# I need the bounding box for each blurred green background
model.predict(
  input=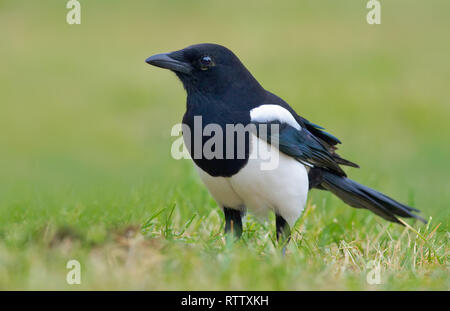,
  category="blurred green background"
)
[0,0,448,290]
